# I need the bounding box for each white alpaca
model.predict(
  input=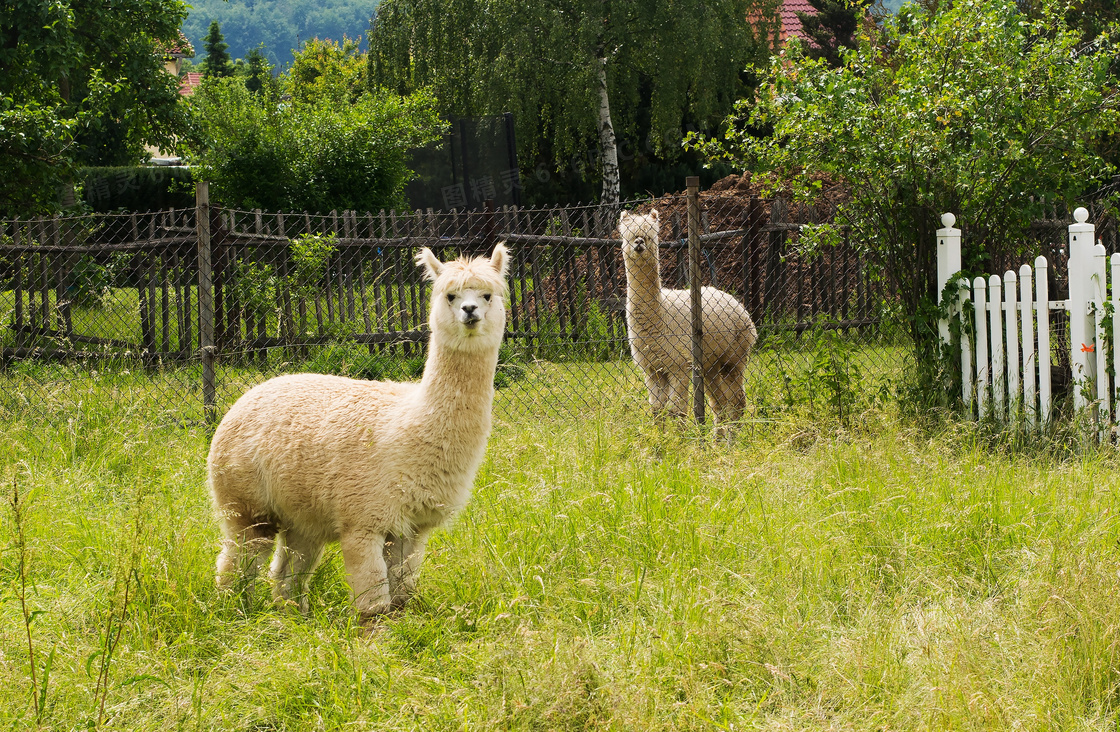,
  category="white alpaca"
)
[619,209,758,429]
[207,244,510,620]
